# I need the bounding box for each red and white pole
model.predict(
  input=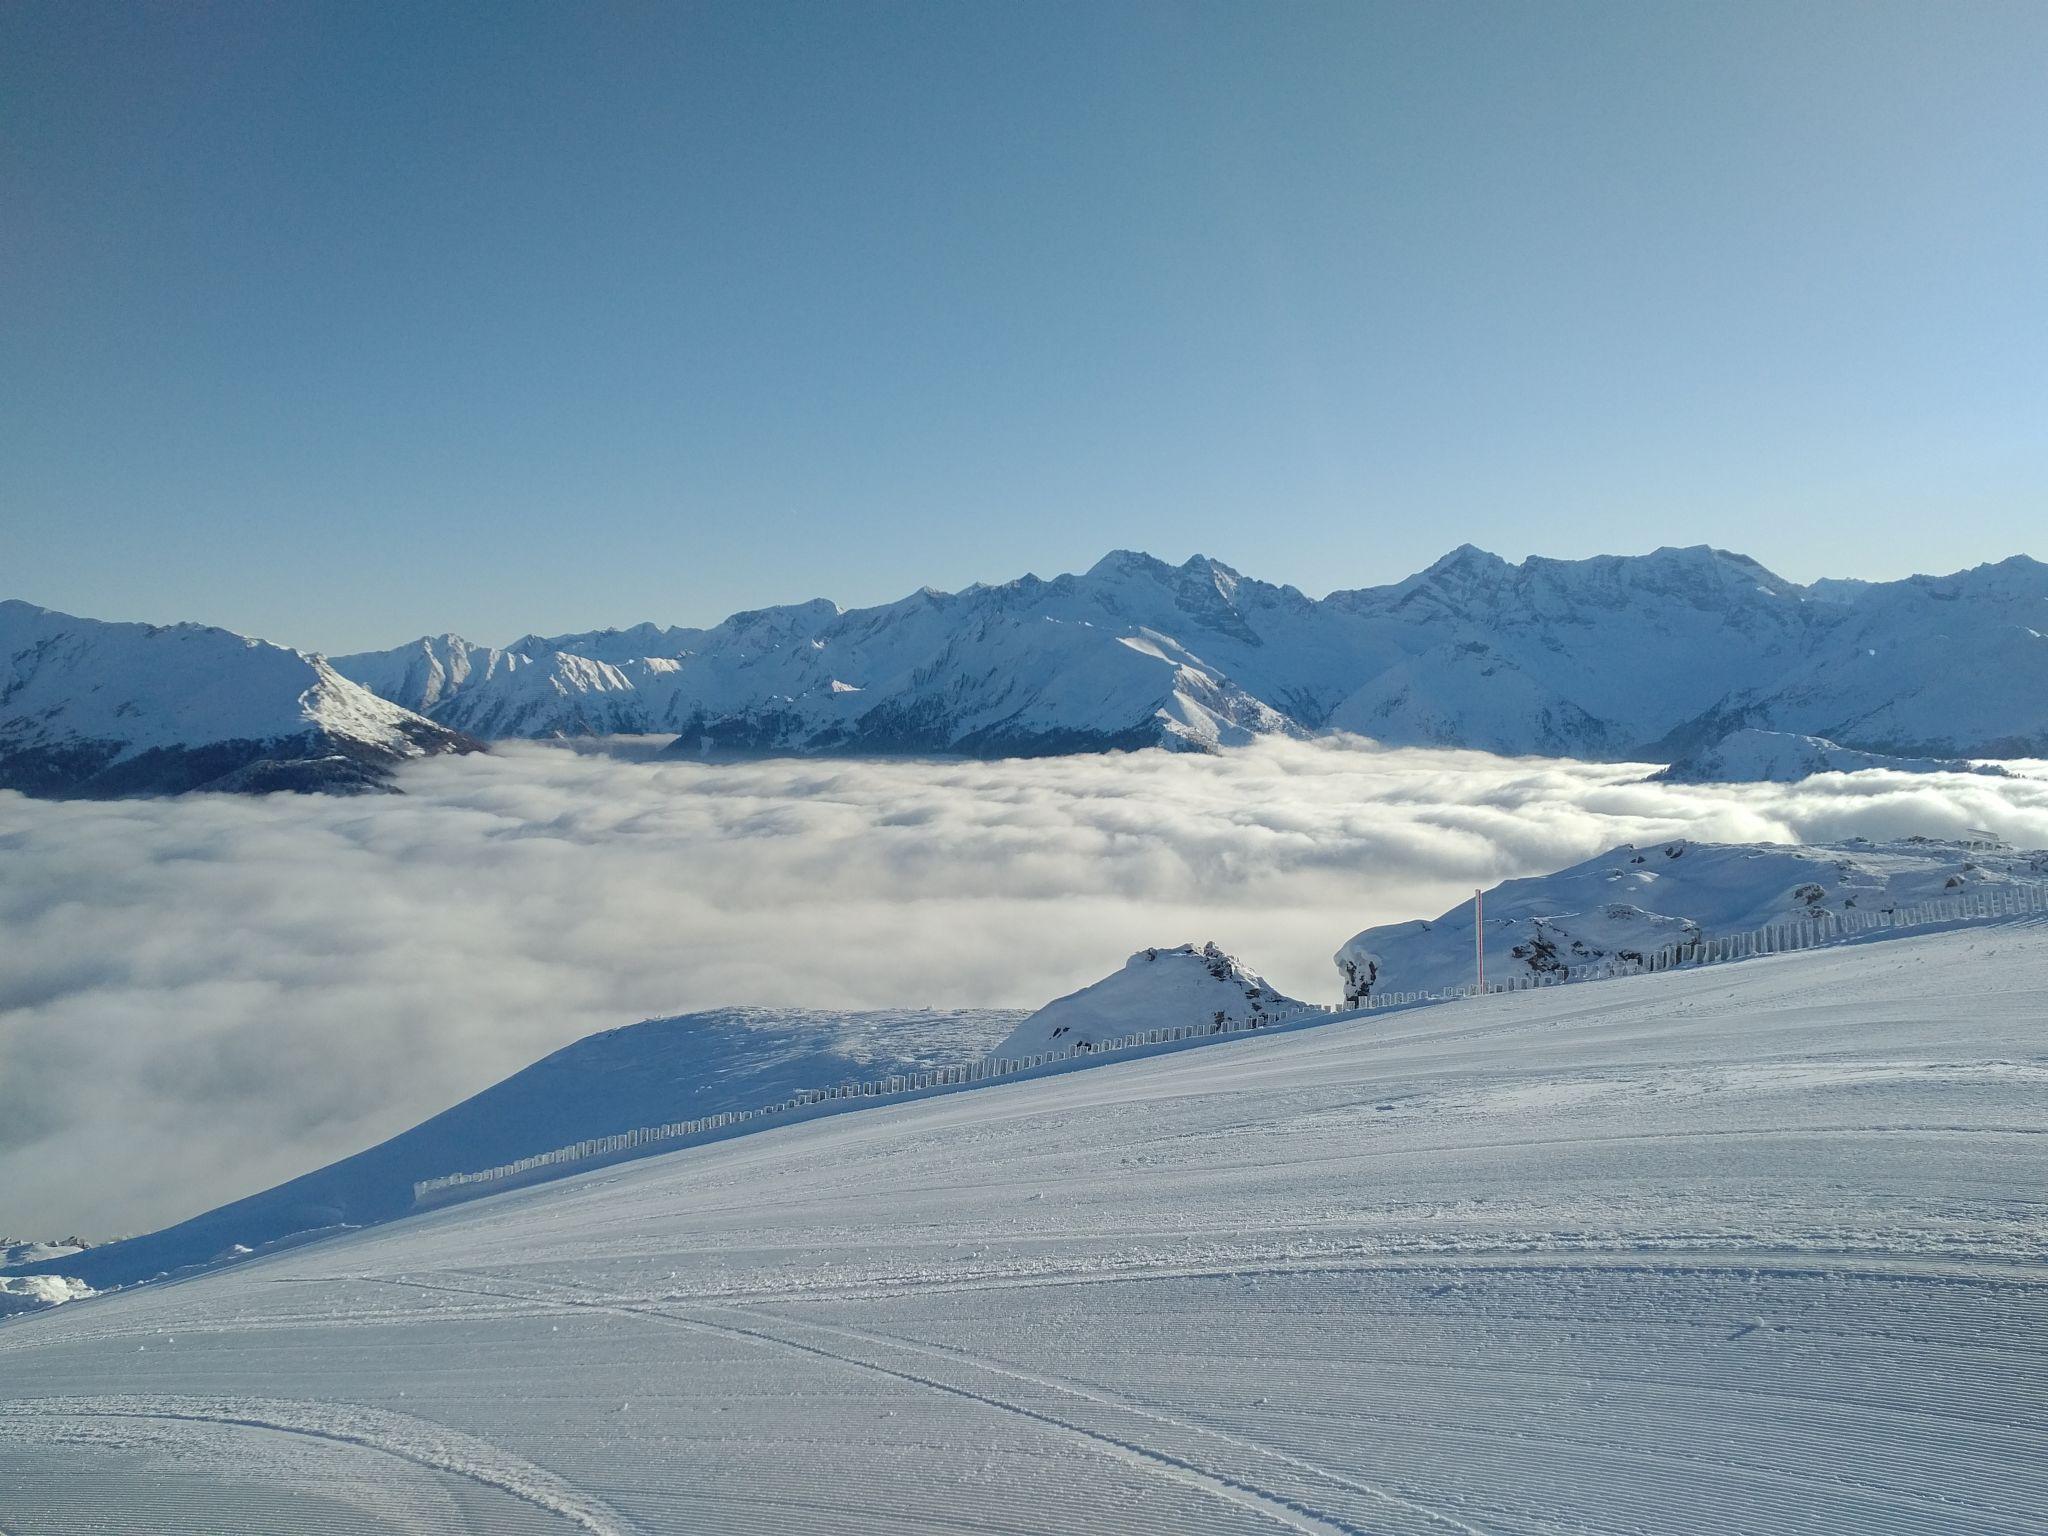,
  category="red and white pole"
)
[1474,887,1485,993]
